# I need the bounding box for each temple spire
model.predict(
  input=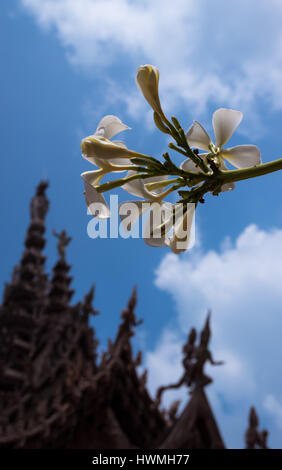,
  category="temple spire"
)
[2,180,49,310]
[115,286,143,345]
[104,286,144,368]
[245,407,269,449]
[0,181,49,392]
[47,229,74,314]
[156,312,223,406]
[100,287,145,370]
[159,313,225,449]
[80,285,99,366]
